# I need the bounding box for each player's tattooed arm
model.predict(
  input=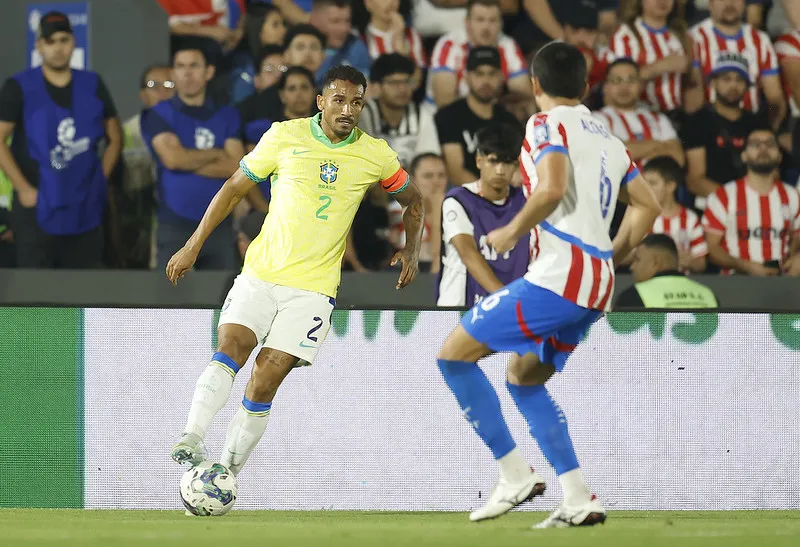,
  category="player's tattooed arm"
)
[166,168,255,285]
[390,180,425,289]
